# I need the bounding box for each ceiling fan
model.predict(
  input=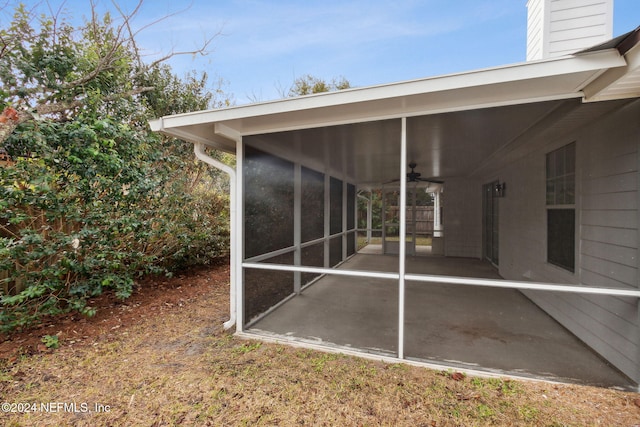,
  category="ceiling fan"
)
[385,162,444,184]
